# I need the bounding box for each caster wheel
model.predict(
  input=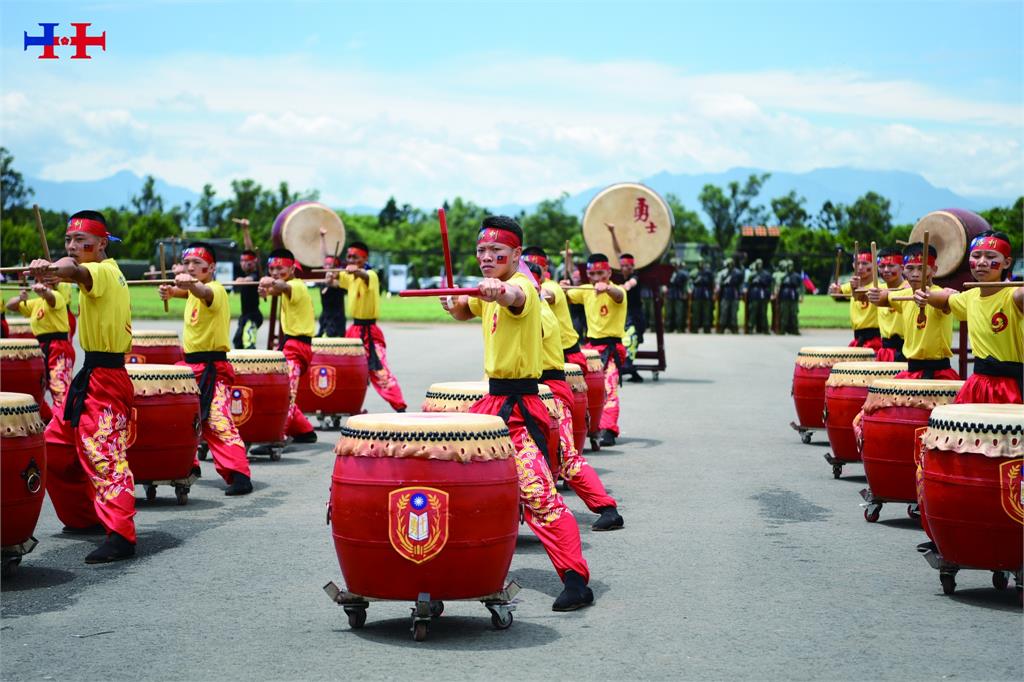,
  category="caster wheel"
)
[197,444,209,461]
[864,506,880,523]
[832,464,843,479]
[992,571,1009,591]
[175,488,189,506]
[269,449,282,462]
[1,556,21,579]
[800,431,813,444]
[429,600,444,618]
[907,504,920,520]
[940,573,956,595]
[344,607,367,629]
[145,484,158,502]
[412,621,428,642]
[489,609,513,630]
